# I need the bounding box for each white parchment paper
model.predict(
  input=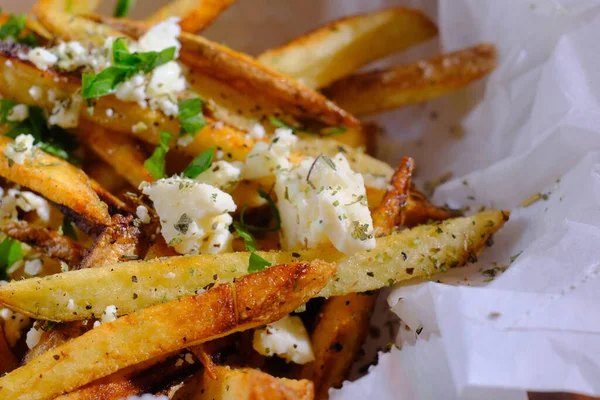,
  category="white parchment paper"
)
[6,0,600,398]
